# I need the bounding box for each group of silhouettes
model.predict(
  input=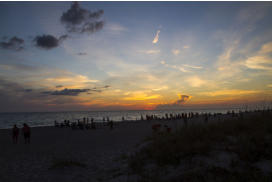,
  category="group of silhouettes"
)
[12,123,31,144]
[54,117,114,130]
